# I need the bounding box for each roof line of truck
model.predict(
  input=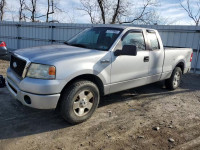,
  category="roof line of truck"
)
[92,25,156,31]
